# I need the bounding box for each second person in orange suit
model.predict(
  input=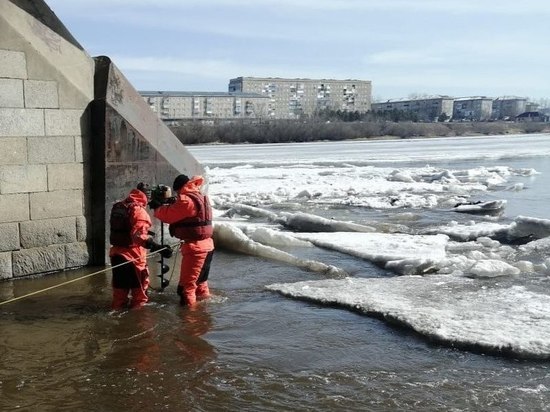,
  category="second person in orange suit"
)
[151,174,215,306]
[109,185,172,310]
